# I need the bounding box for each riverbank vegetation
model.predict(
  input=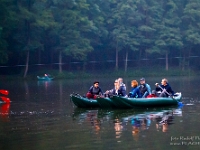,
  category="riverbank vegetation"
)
[0,67,197,81]
[1,0,200,77]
